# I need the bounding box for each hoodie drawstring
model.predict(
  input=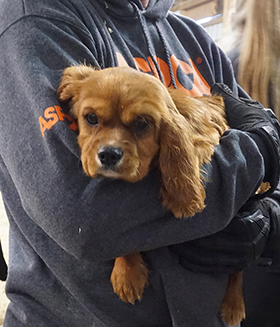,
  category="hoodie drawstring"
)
[155,20,177,89]
[131,2,177,88]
